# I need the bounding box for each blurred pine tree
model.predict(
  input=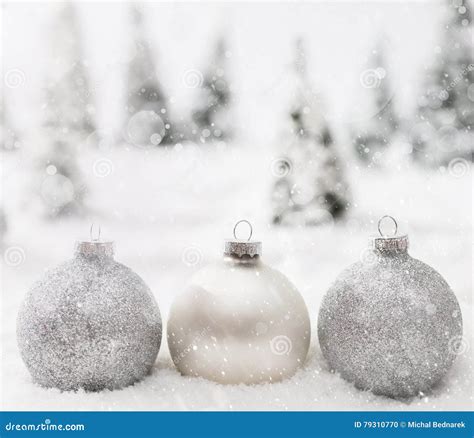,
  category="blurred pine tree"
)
[190,36,233,144]
[124,5,176,146]
[35,3,94,218]
[1,102,20,152]
[411,0,473,165]
[271,38,350,226]
[353,39,399,167]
